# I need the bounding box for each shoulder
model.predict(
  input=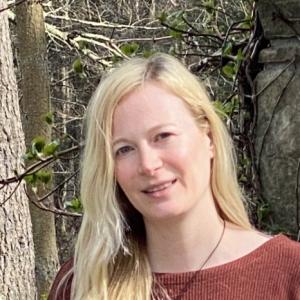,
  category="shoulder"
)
[269,235,300,264]
[48,258,74,300]
[213,226,300,270]
[244,233,300,265]
[246,234,300,281]
[268,235,300,297]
